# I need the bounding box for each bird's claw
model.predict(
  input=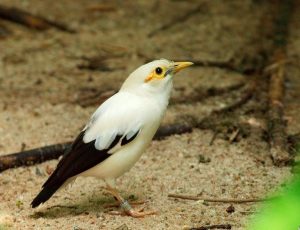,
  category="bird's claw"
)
[106,200,156,218]
[125,209,157,218]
